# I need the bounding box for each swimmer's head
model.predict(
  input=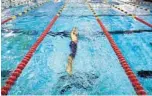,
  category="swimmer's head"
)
[72,27,78,36]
